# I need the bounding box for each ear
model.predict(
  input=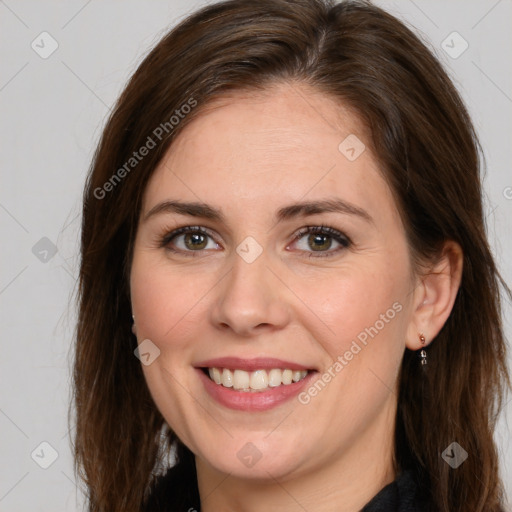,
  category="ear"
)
[405,240,463,350]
